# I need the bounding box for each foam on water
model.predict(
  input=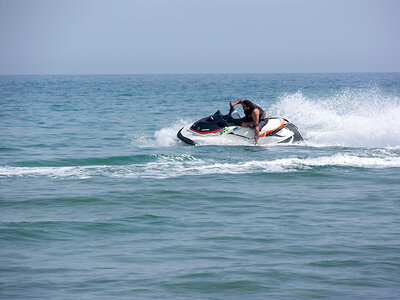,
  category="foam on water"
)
[125,119,189,148]
[270,89,400,148]
[153,119,189,147]
[2,150,399,179]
